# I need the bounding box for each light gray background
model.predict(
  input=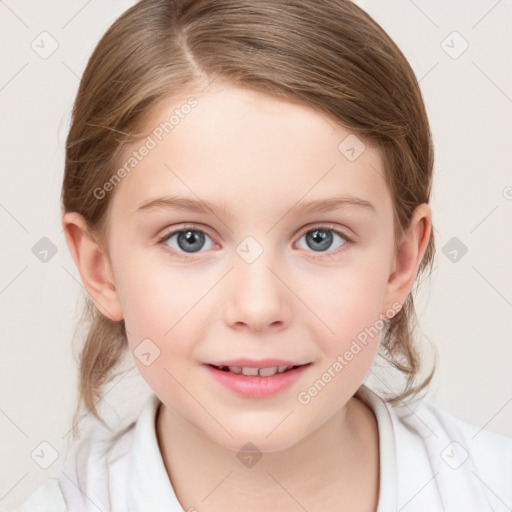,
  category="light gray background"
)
[1,0,511,509]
